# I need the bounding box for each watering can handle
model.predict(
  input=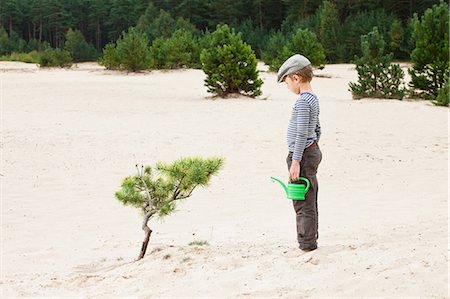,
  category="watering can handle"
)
[300,177,310,193]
